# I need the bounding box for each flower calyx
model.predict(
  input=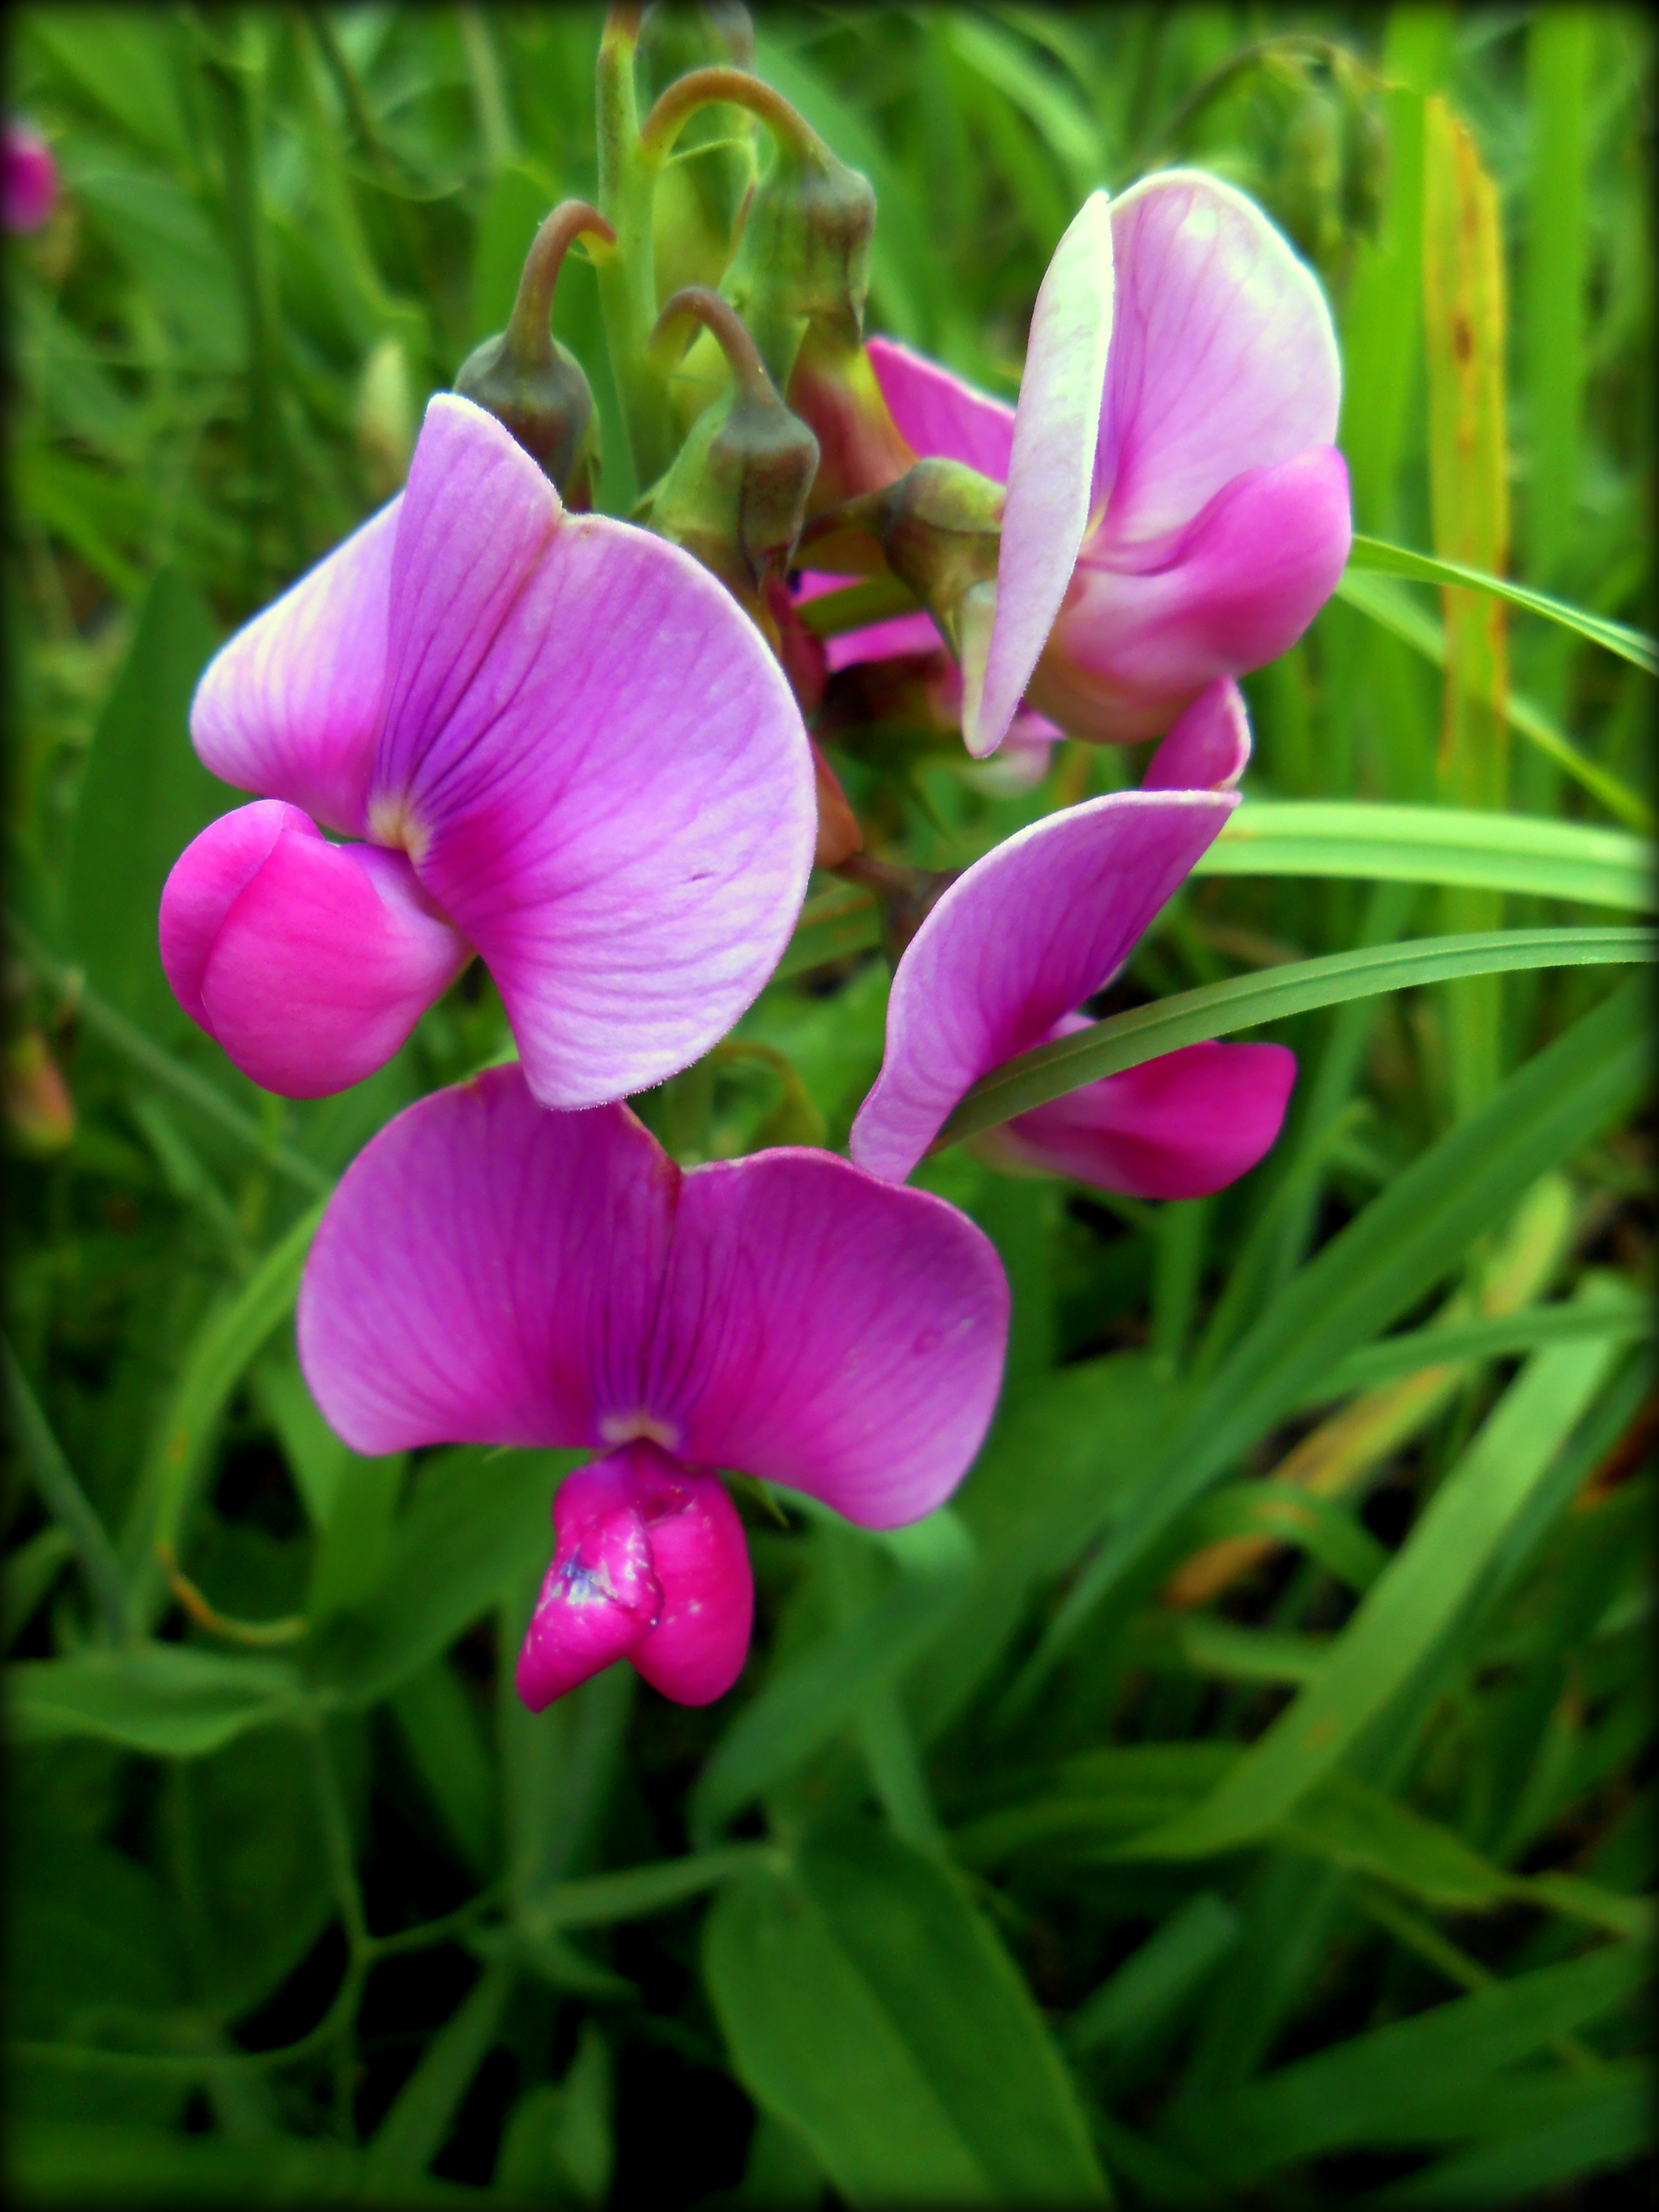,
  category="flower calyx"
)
[453,199,615,505]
